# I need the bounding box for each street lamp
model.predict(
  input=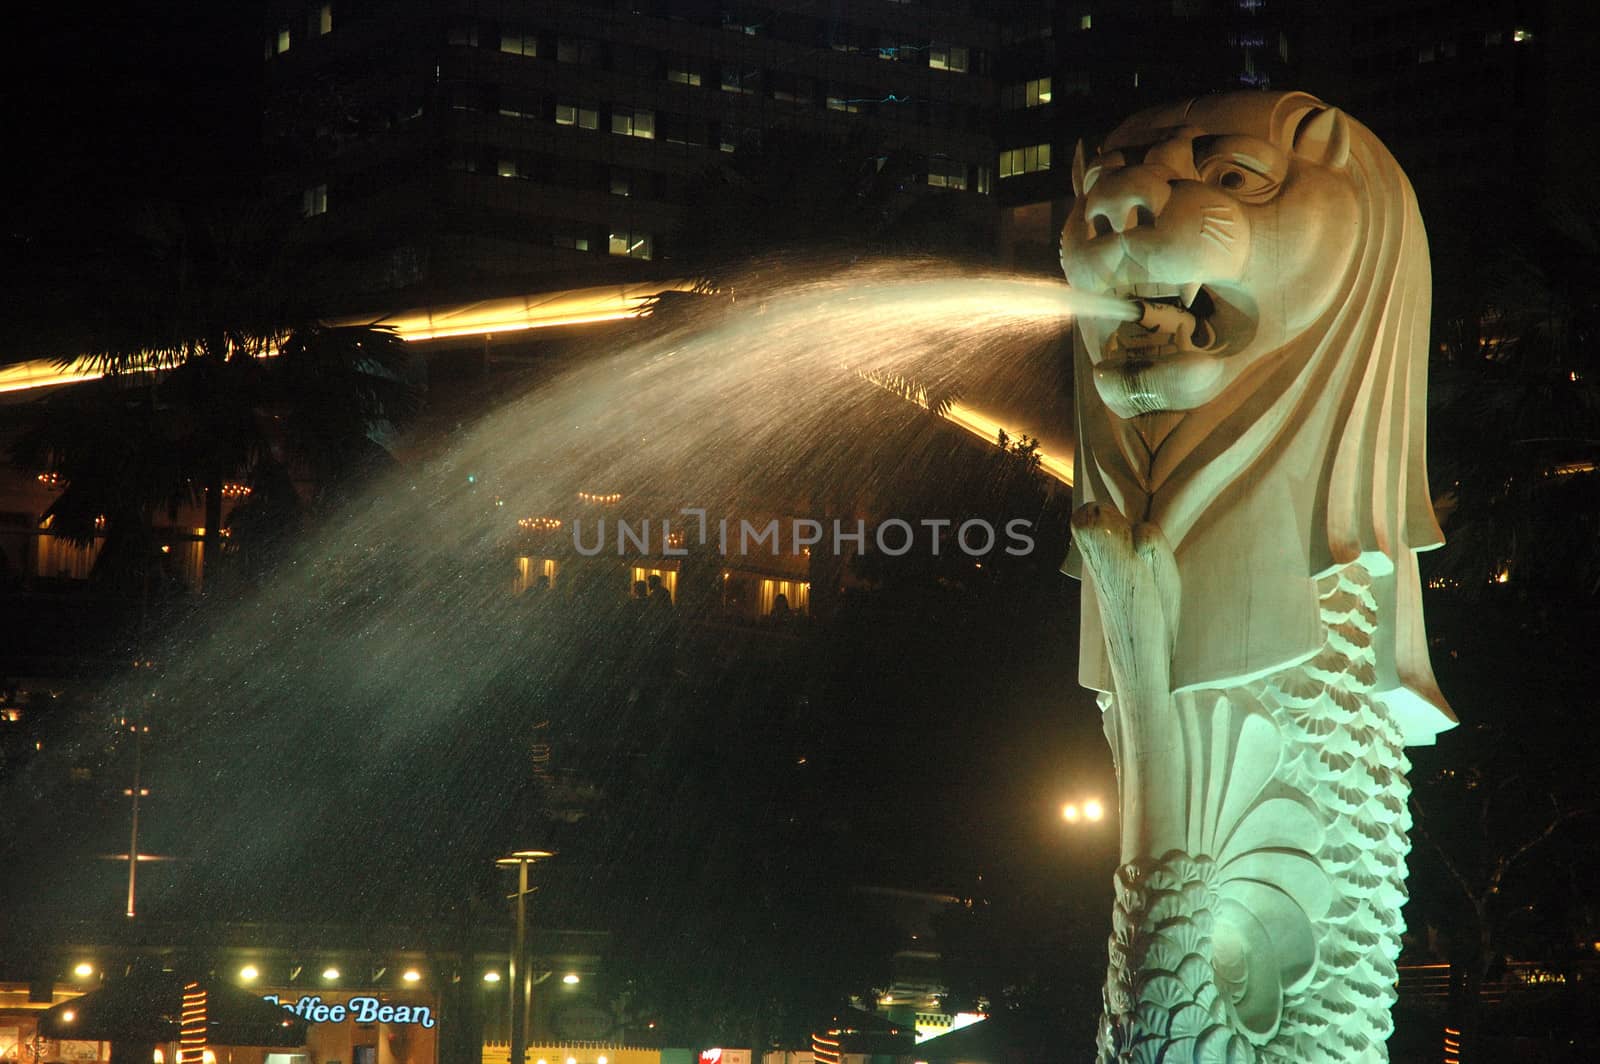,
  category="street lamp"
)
[496,849,555,1064]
